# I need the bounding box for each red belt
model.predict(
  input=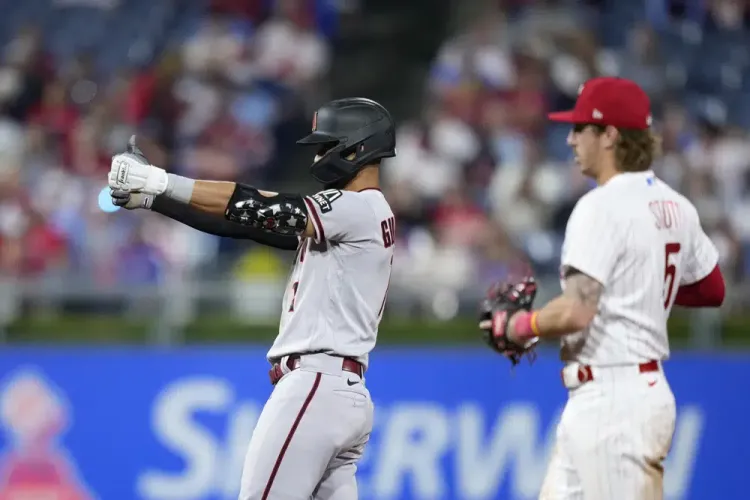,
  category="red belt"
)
[269,355,364,385]
[563,359,660,385]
